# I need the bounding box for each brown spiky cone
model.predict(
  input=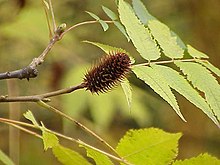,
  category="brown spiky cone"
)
[83,52,131,94]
